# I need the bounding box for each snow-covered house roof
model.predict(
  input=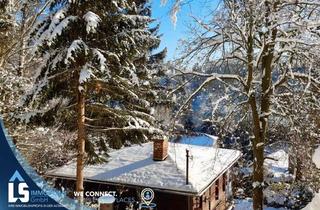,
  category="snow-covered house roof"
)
[47,142,241,196]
